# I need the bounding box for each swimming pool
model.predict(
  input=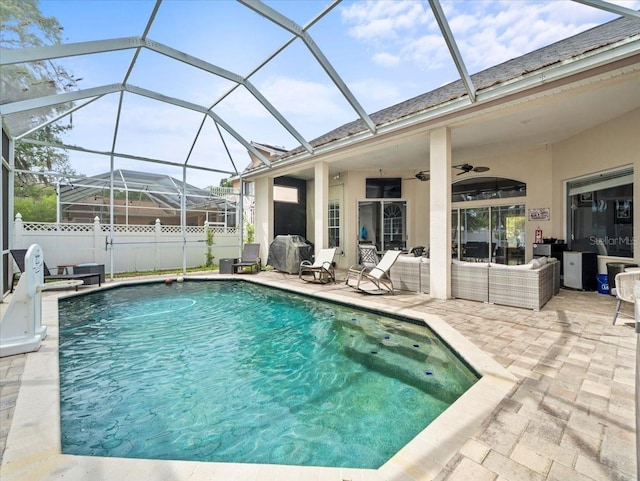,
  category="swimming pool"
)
[58,280,478,469]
